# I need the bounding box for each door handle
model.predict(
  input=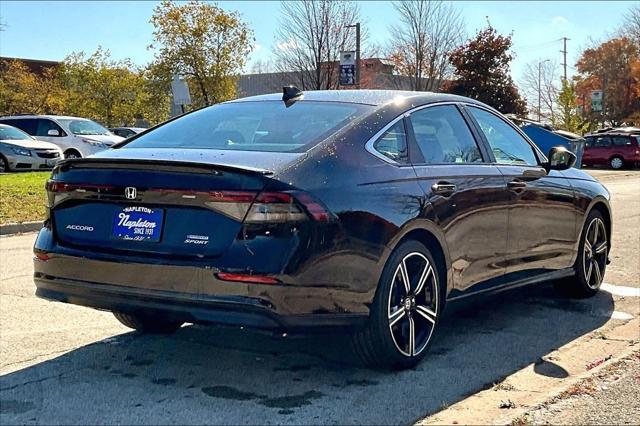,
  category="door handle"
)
[432,182,457,194]
[507,179,527,189]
